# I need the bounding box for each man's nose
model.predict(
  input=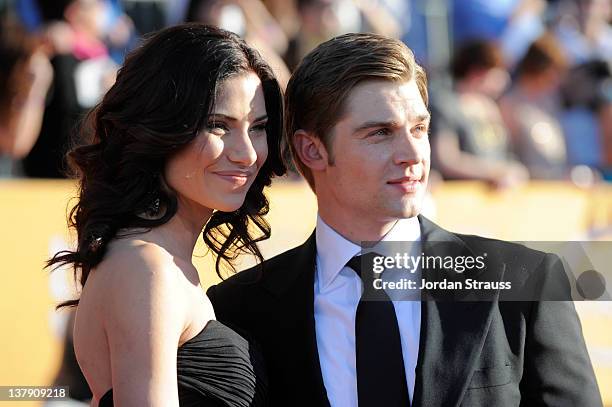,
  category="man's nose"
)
[392,128,427,166]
